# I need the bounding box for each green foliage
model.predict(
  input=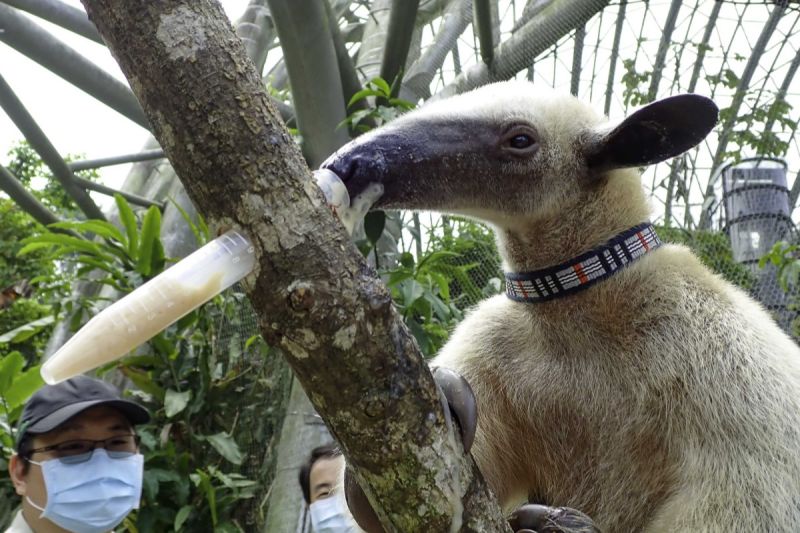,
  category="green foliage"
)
[383,249,467,356]
[0,142,91,368]
[656,225,756,290]
[718,94,797,162]
[703,65,797,161]
[1,195,289,532]
[379,217,502,357]
[0,199,51,283]
[760,241,800,337]
[426,217,503,302]
[0,351,44,529]
[760,241,799,292]
[0,300,54,362]
[0,351,44,444]
[706,68,740,90]
[4,141,100,215]
[341,77,415,133]
[620,58,652,108]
